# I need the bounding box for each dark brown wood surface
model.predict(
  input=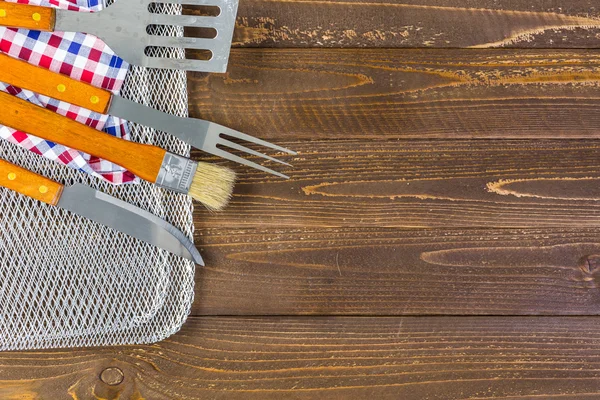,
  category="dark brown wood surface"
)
[193,140,600,228]
[189,49,600,139]
[192,227,600,315]
[5,1,600,399]
[4,317,600,399]
[231,0,600,48]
